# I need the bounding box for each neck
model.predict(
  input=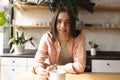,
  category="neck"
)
[58,35,70,41]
